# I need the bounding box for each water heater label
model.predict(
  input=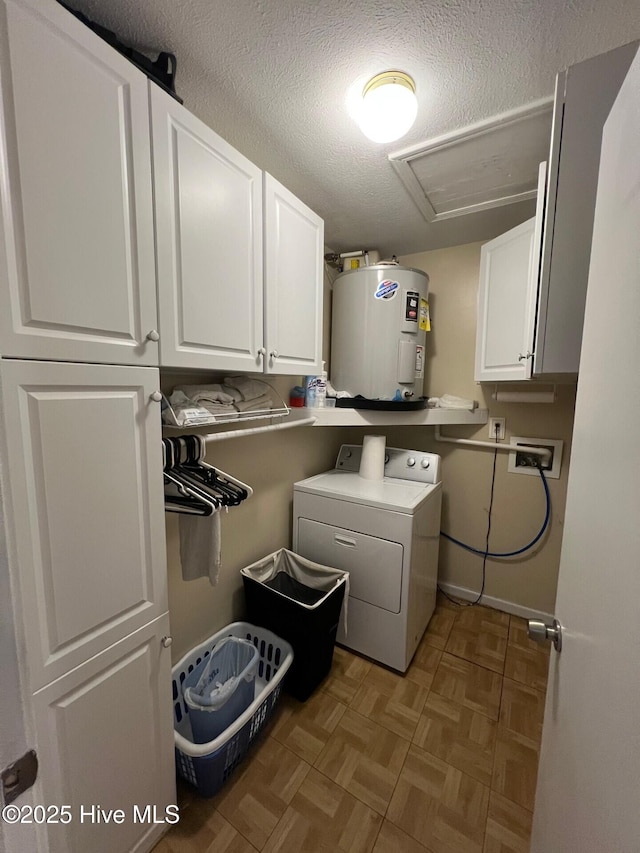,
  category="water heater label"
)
[374,280,399,300]
[420,299,431,331]
[415,344,424,377]
[404,290,419,322]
